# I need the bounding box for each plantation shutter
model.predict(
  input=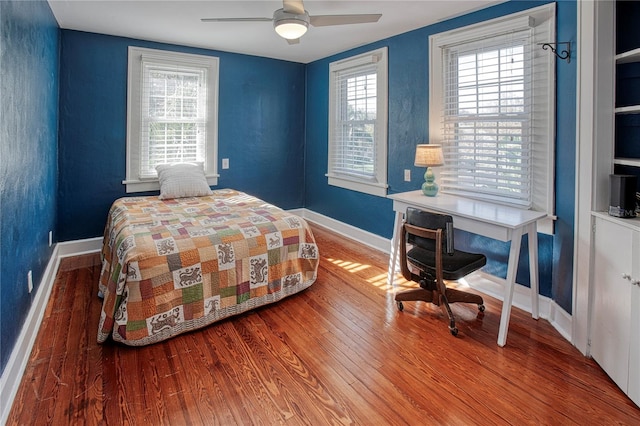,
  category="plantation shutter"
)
[139,58,208,178]
[330,58,378,181]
